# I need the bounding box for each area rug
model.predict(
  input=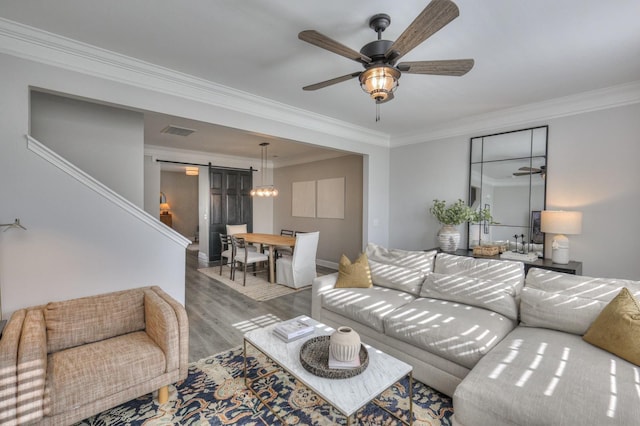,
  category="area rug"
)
[77,346,453,425]
[198,265,308,301]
